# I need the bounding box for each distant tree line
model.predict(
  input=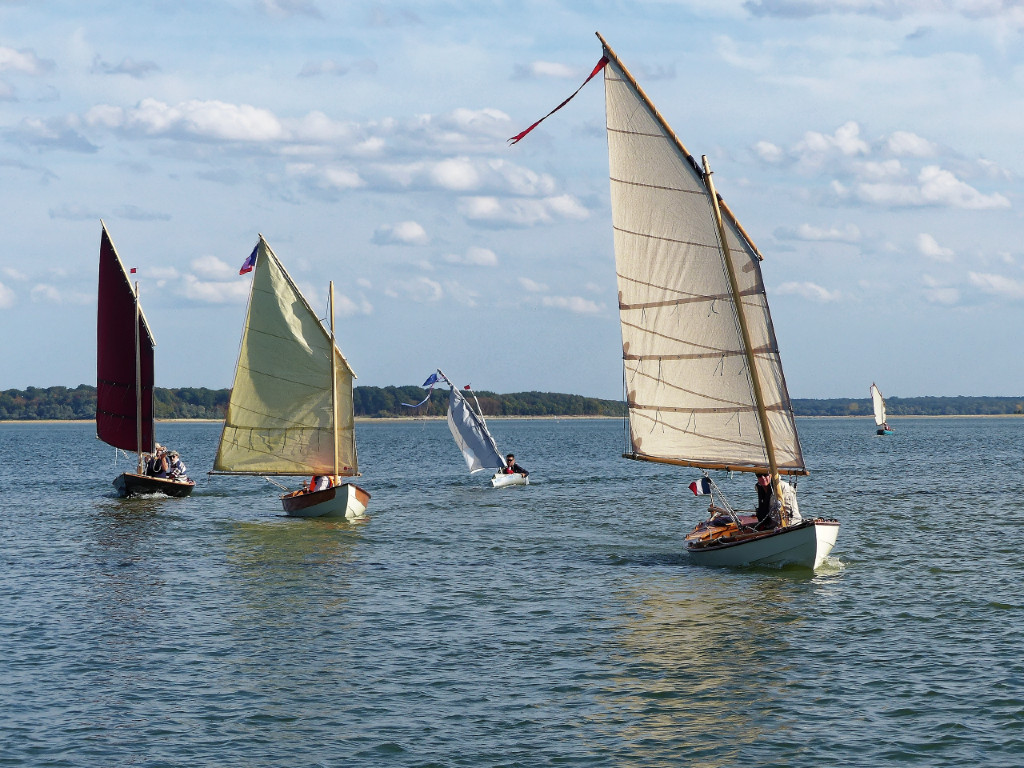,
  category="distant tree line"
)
[0,385,627,420]
[3,386,1023,421]
[791,396,1024,416]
